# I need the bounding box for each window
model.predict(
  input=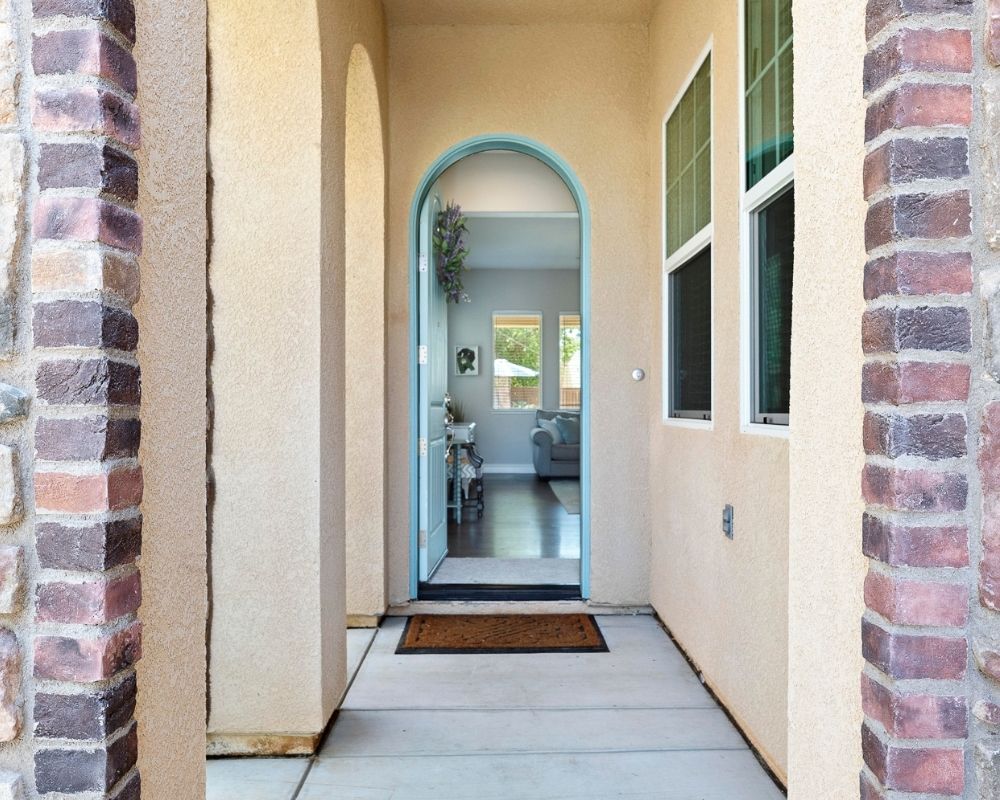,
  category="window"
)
[665,54,712,259]
[493,313,541,410]
[745,0,793,190]
[559,314,582,410]
[744,0,794,428]
[663,47,713,424]
[669,248,712,420]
